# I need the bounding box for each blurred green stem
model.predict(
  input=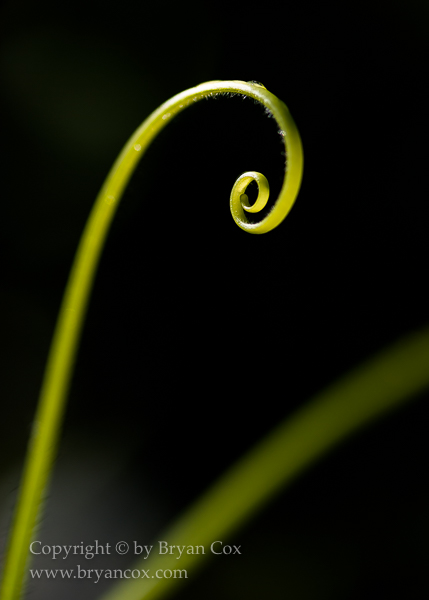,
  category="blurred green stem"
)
[98,326,429,600]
